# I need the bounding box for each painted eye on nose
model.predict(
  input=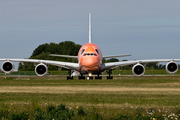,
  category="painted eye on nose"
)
[81,49,85,54]
[95,49,99,54]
